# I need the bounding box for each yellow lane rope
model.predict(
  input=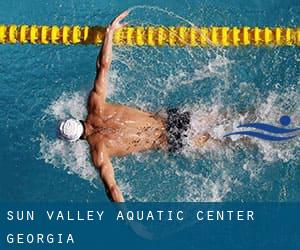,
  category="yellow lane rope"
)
[0,25,299,46]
